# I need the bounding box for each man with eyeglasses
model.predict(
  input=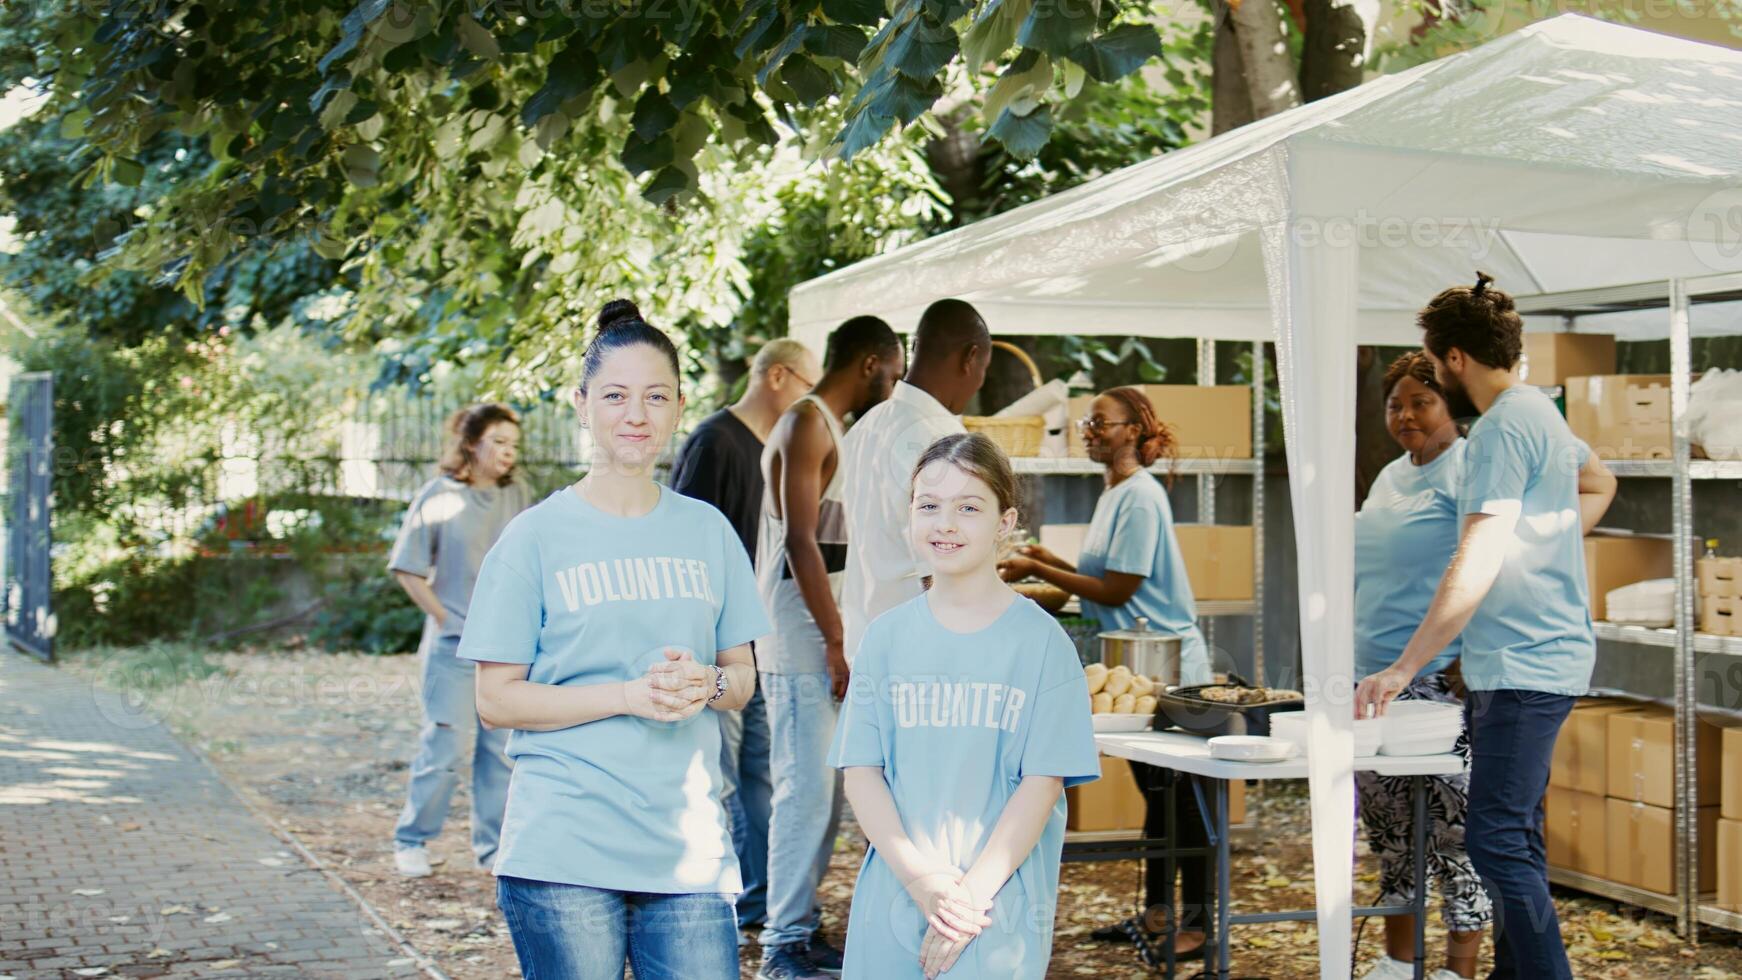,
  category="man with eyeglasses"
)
[671,337,821,945]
